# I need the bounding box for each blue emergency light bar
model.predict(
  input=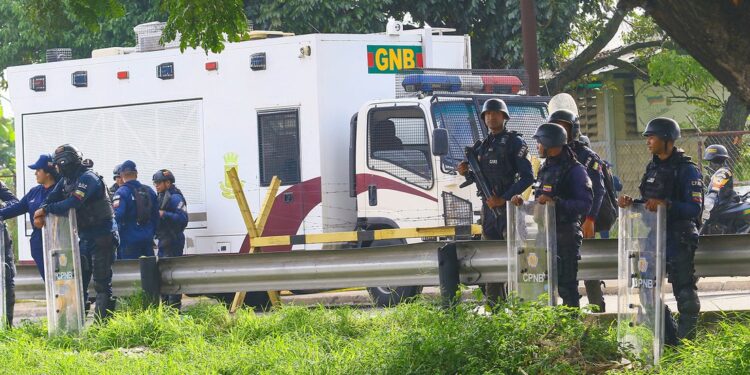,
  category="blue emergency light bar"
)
[401,74,522,94]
